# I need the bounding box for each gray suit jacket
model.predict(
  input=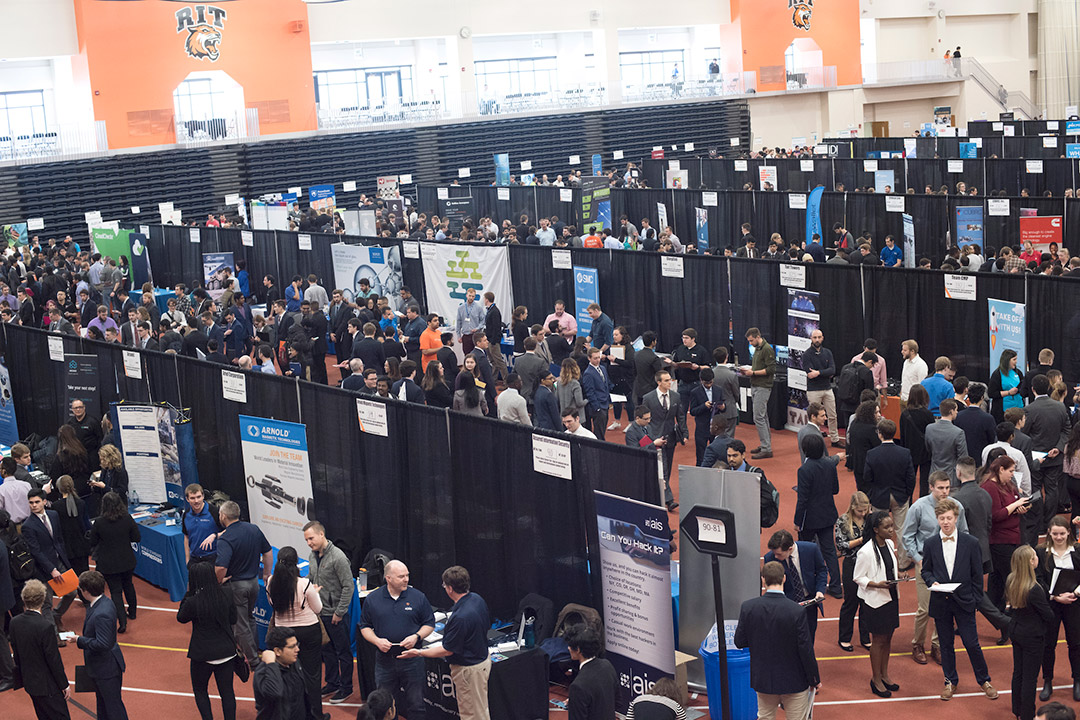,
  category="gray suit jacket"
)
[513,352,548,401]
[924,418,968,486]
[713,365,741,421]
[950,480,994,568]
[1025,396,1071,467]
[796,423,841,465]
[641,388,687,442]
